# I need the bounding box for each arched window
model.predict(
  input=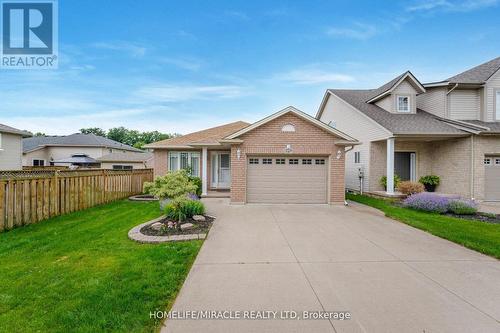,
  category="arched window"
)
[281,124,295,132]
